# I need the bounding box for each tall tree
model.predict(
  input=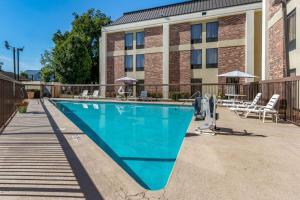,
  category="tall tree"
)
[71,9,111,83]
[40,50,55,82]
[53,33,92,83]
[40,9,111,84]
